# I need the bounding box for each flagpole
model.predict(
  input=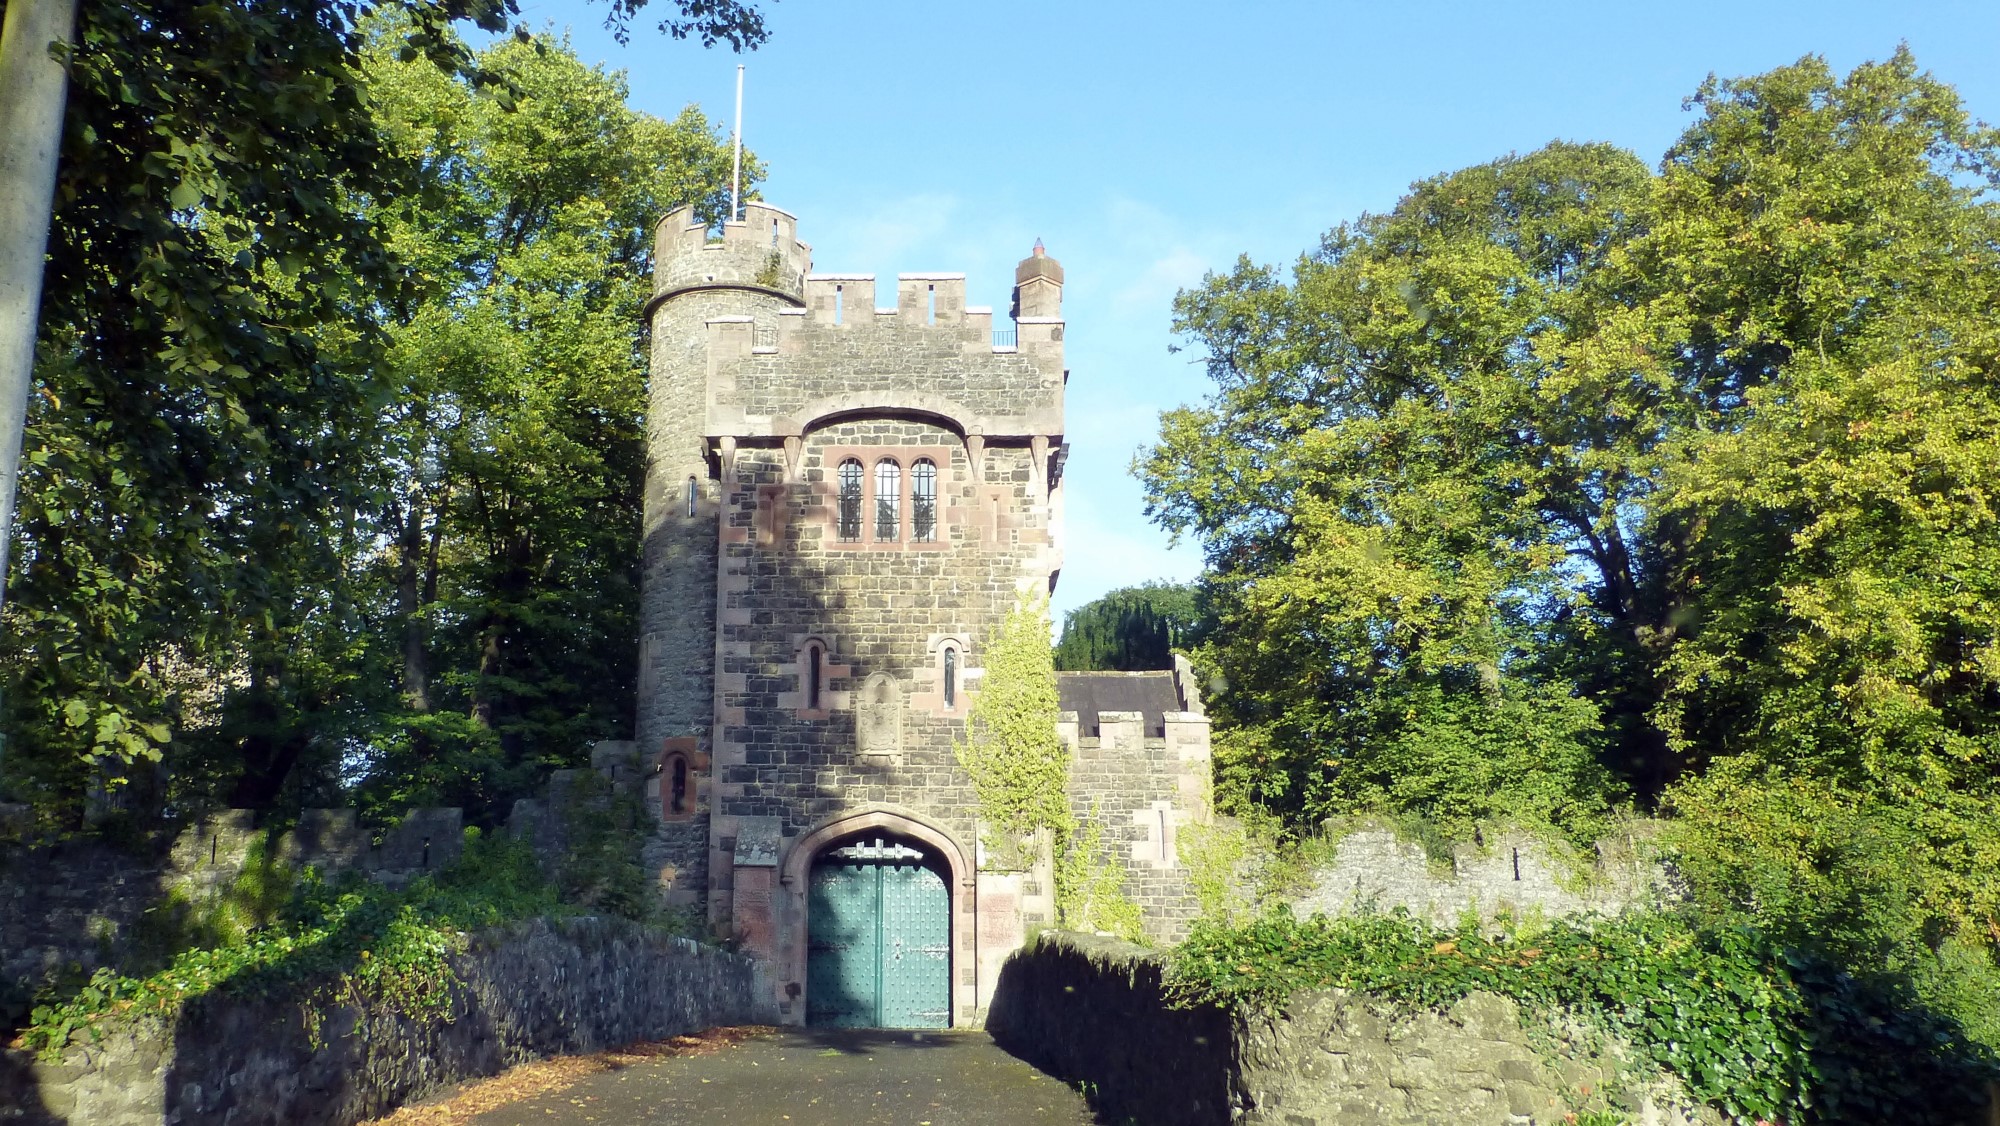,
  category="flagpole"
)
[729,64,744,222]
